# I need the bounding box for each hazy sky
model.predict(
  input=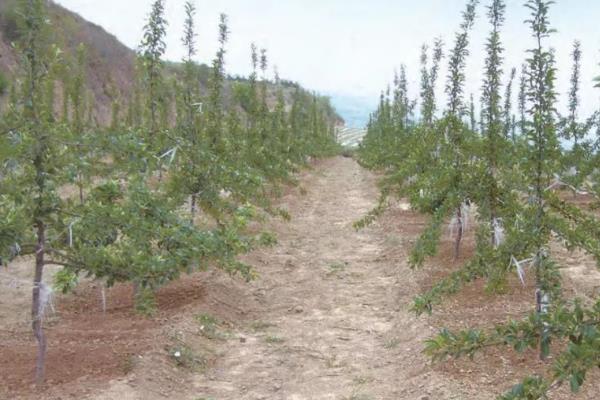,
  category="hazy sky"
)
[55,0,600,125]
